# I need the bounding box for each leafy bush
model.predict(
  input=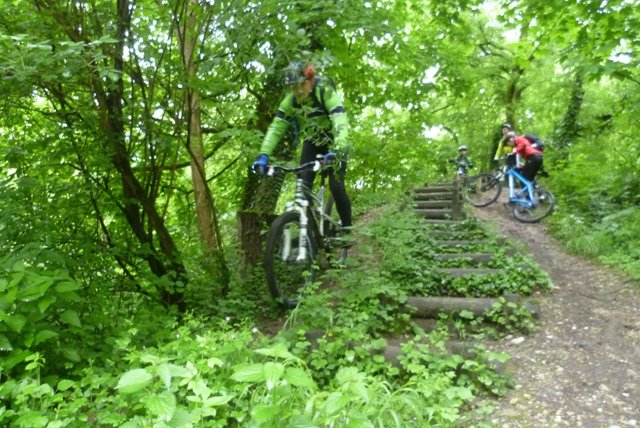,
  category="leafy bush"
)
[0,245,85,377]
